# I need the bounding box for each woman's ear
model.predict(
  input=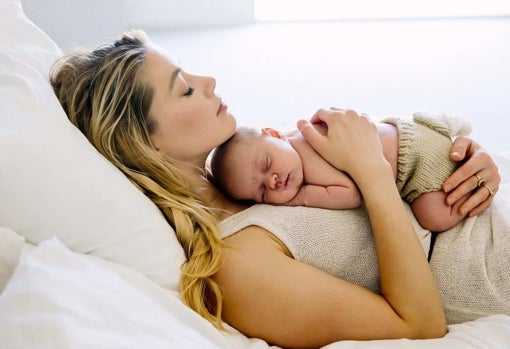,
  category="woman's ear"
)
[261,127,285,140]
